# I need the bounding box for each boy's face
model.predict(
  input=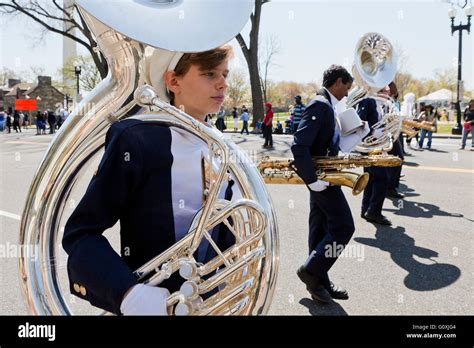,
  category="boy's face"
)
[171,60,229,120]
[331,78,352,101]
